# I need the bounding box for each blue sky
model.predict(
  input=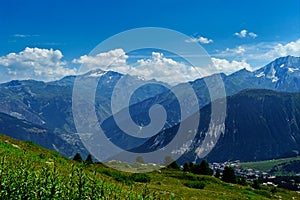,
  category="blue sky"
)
[0,0,299,83]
